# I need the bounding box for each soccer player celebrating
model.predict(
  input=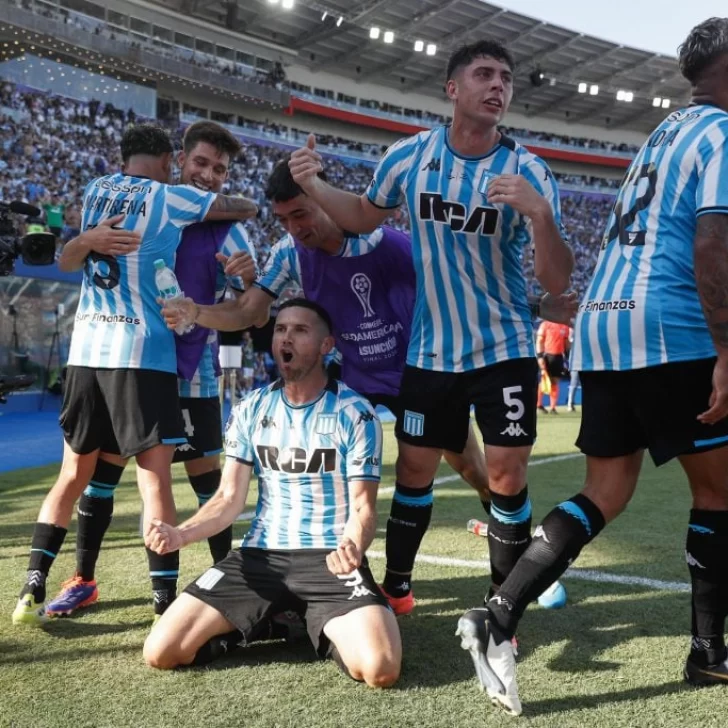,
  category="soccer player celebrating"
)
[164,159,576,615]
[143,299,401,687]
[12,124,257,626]
[456,17,728,715]
[287,40,573,627]
[39,121,257,620]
